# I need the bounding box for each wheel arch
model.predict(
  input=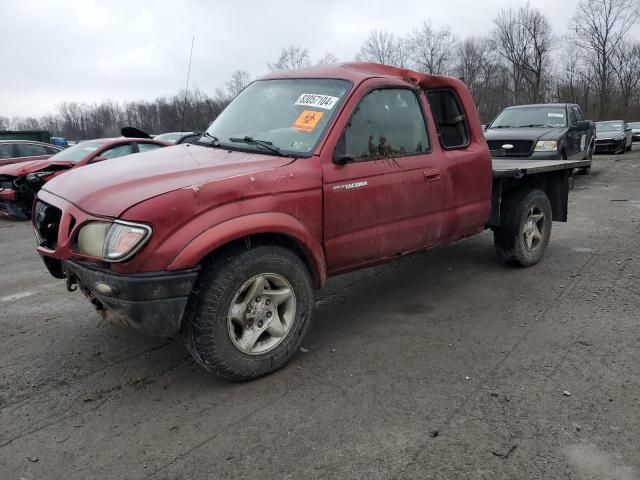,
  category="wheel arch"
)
[493,170,571,226]
[167,213,327,287]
